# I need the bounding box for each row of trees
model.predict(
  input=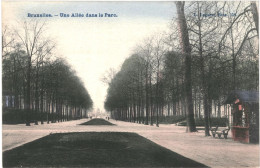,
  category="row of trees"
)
[104,1,259,135]
[2,20,93,125]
